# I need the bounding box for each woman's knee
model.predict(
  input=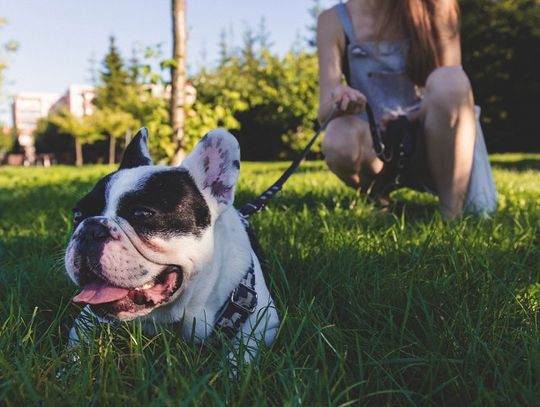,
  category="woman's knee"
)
[322,117,369,167]
[425,66,473,111]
